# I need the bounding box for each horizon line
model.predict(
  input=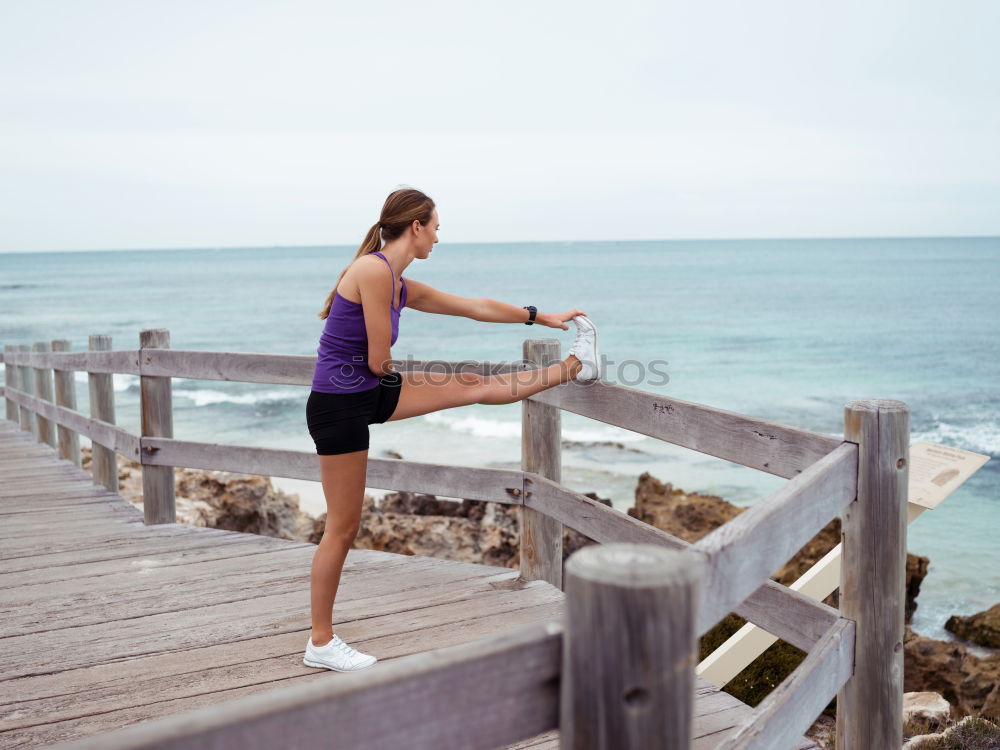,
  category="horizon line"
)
[2,232,998,255]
